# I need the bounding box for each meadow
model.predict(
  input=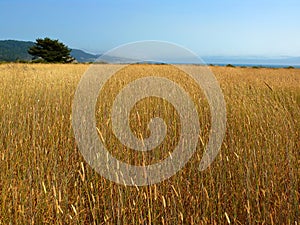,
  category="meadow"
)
[0,63,299,224]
